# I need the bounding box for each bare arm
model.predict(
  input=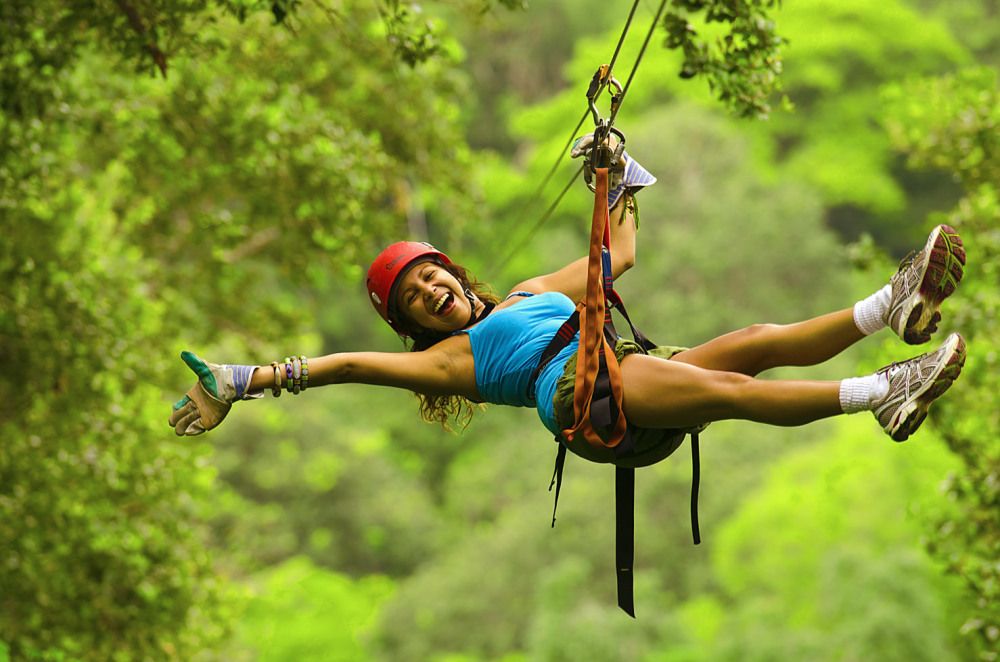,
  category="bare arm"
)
[248,335,480,399]
[511,196,636,302]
